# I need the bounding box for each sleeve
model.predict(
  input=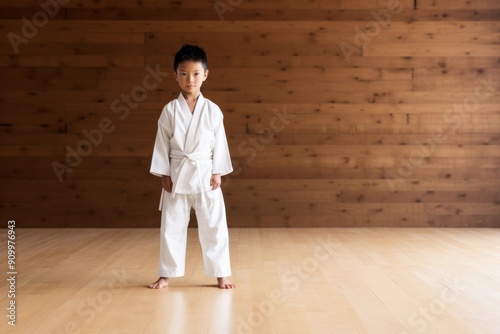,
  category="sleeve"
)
[150,109,172,177]
[212,115,233,176]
